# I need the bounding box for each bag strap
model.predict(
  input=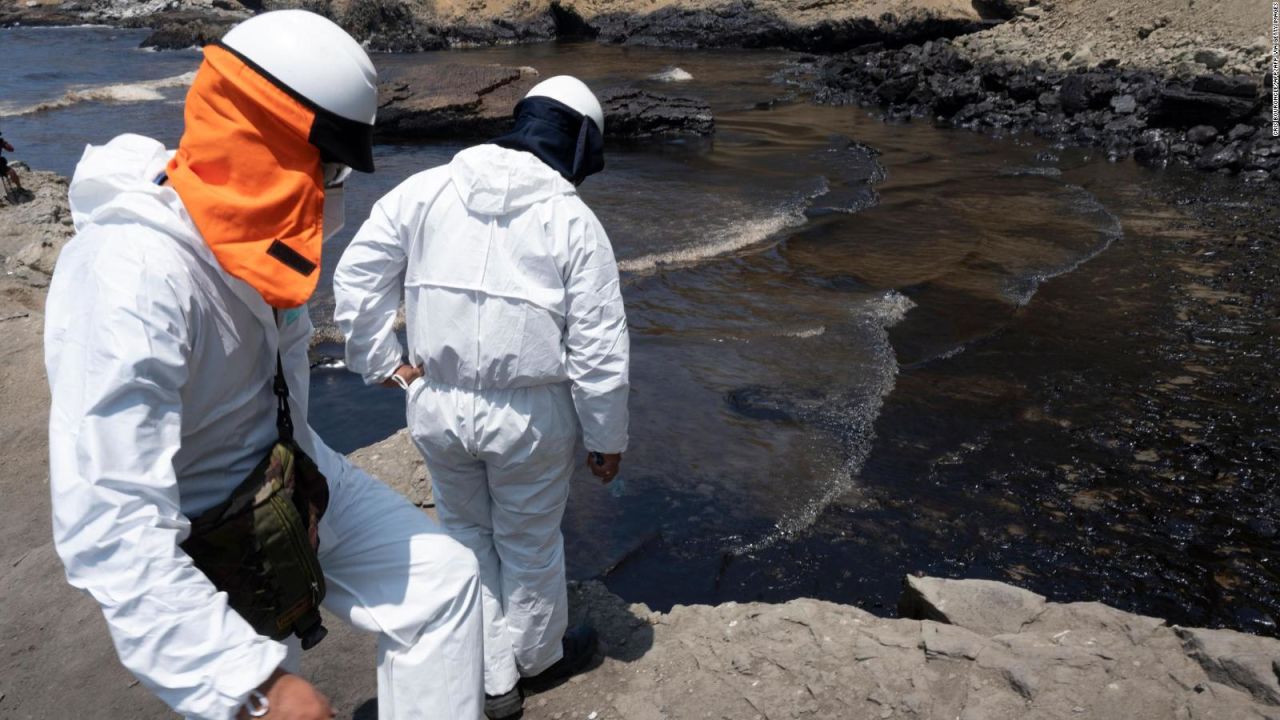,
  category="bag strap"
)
[272,311,294,444]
